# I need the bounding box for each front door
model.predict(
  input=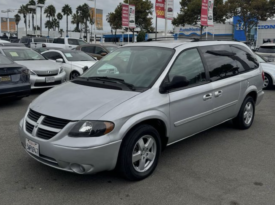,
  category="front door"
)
[168,48,214,144]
